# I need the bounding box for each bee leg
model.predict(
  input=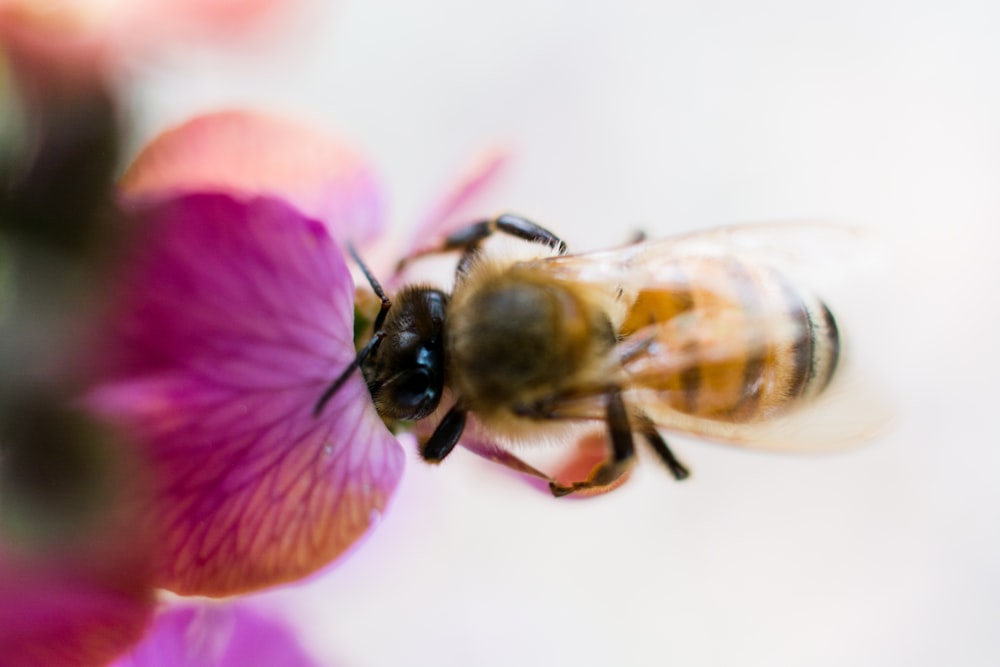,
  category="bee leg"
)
[491,214,569,254]
[549,389,635,497]
[420,405,468,463]
[397,213,568,273]
[636,414,691,481]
